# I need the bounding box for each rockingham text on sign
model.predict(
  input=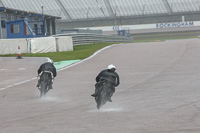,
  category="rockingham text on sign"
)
[156,21,194,28]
